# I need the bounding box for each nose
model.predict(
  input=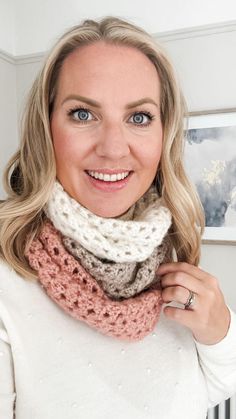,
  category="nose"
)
[95,121,130,160]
